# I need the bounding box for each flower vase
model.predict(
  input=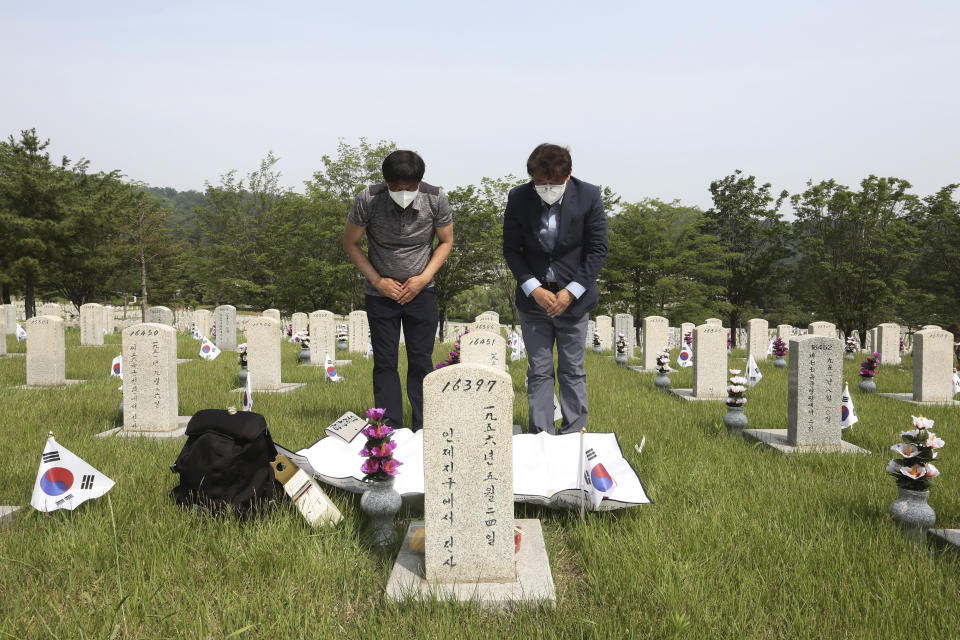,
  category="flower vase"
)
[844,352,855,360]
[889,487,935,532]
[592,346,602,354]
[615,353,627,366]
[858,376,876,393]
[360,477,402,548]
[773,357,786,369]
[299,347,310,363]
[654,372,671,390]
[727,347,732,356]
[337,339,347,351]
[238,366,248,383]
[723,403,748,434]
